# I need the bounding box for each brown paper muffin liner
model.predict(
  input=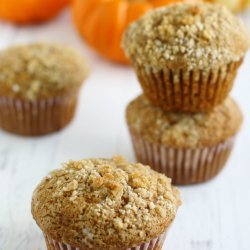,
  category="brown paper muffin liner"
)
[0,93,78,136]
[134,60,242,112]
[129,129,236,185]
[44,231,167,250]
